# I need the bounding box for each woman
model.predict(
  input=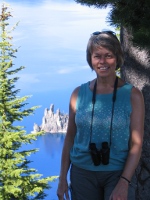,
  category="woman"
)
[57,30,145,200]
